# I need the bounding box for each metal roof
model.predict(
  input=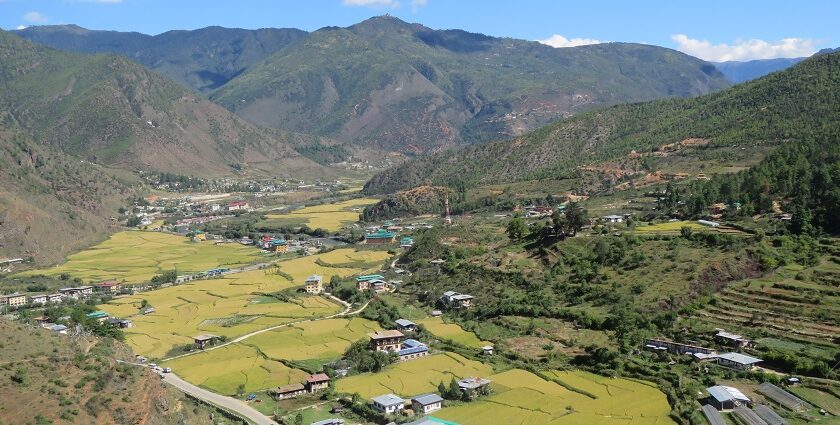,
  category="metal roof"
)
[701,404,727,425]
[404,417,460,425]
[707,386,750,403]
[717,352,762,365]
[368,330,404,340]
[395,319,416,327]
[754,404,787,425]
[412,393,444,406]
[371,393,404,406]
